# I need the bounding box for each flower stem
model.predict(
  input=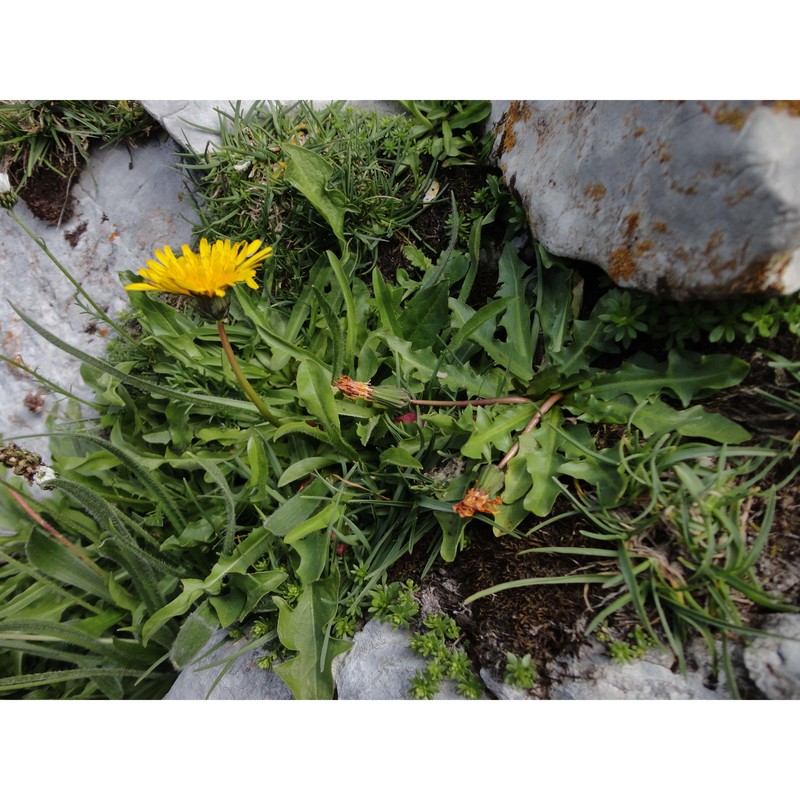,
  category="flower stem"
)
[409,396,532,407]
[216,320,281,425]
[497,391,564,470]
[6,486,106,576]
